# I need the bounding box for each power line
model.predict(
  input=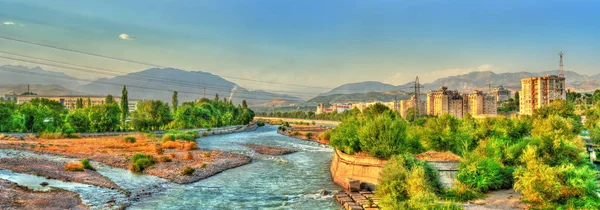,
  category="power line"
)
[0,35,337,90]
[0,54,318,99]
[0,65,298,102]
